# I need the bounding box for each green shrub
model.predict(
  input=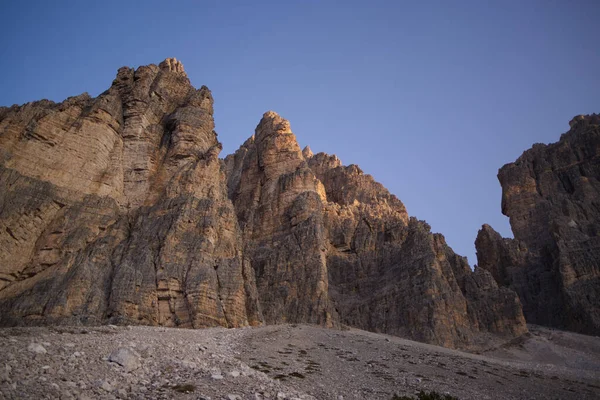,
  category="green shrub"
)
[392,390,459,400]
